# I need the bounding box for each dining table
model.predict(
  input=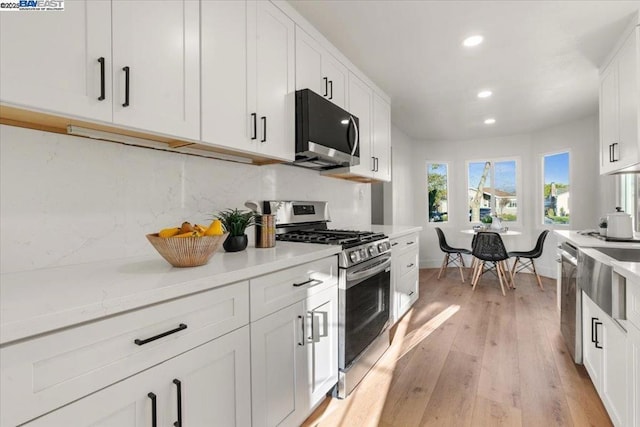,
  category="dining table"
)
[460,229,522,236]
